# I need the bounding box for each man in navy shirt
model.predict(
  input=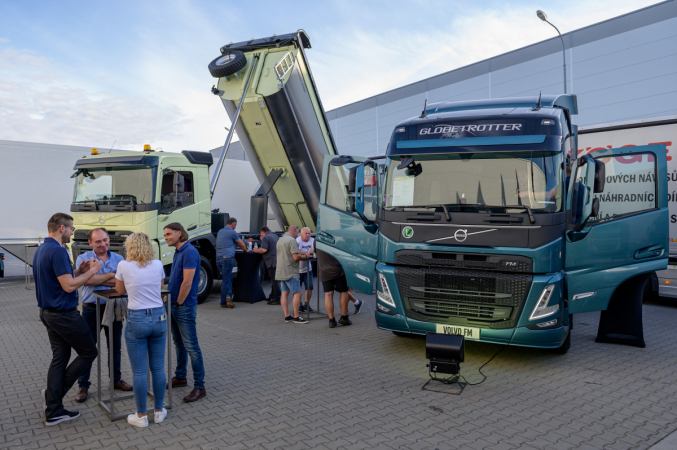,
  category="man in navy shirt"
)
[164,222,206,403]
[215,217,248,308]
[34,213,102,426]
[73,228,132,403]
